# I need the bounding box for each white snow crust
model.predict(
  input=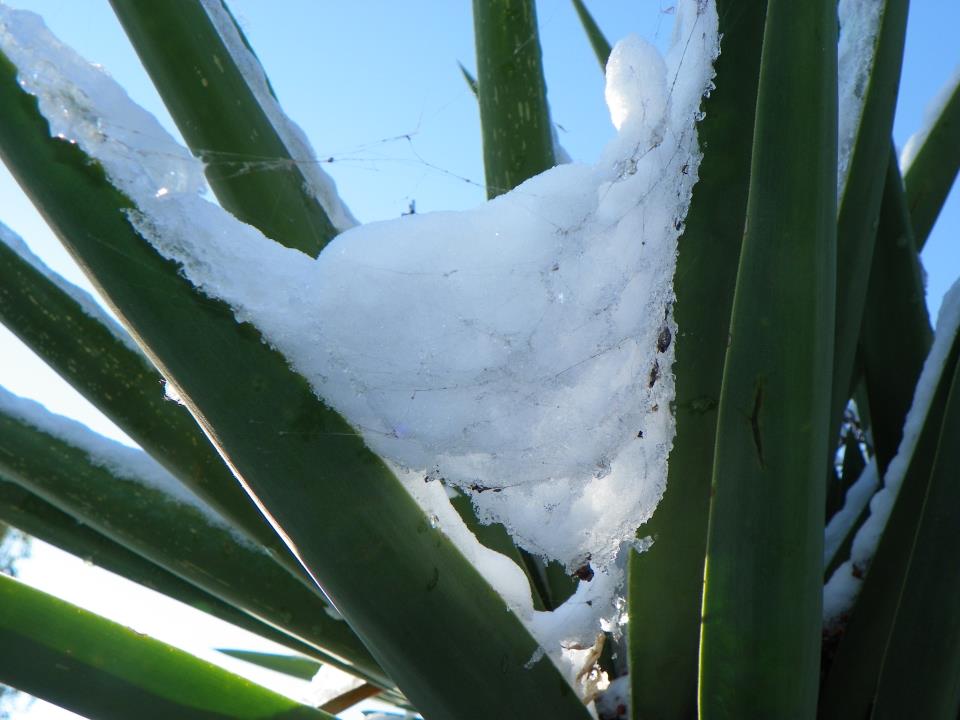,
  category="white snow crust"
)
[823,279,960,624]
[837,0,883,201]
[0,221,139,353]
[0,384,236,528]
[823,458,878,569]
[0,9,204,200]
[900,64,960,171]
[595,674,630,720]
[0,0,720,684]
[198,0,358,233]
